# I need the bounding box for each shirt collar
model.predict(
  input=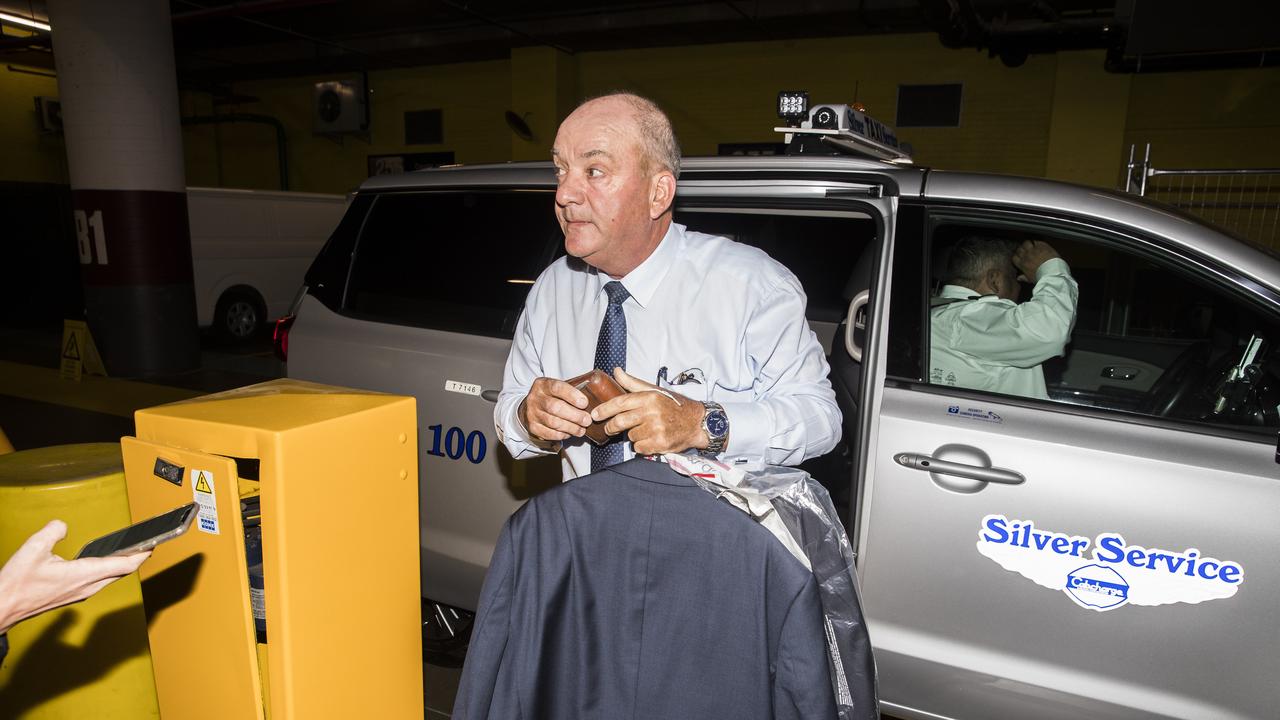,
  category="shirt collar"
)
[939,284,982,300]
[594,222,682,309]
